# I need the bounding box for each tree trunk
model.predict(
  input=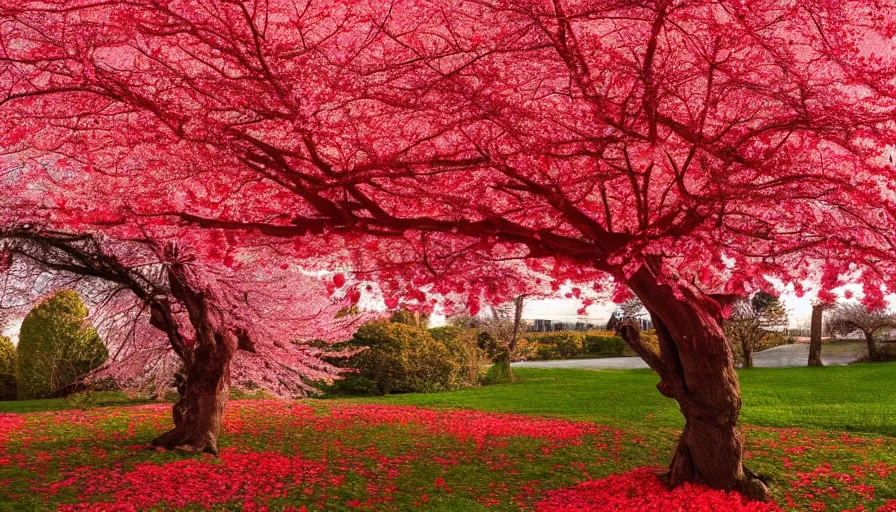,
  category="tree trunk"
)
[623,264,770,501]
[150,261,238,455]
[864,331,878,362]
[151,338,232,454]
[742,341,754,369]
[503,294,526,383]
[808,304,824,367]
